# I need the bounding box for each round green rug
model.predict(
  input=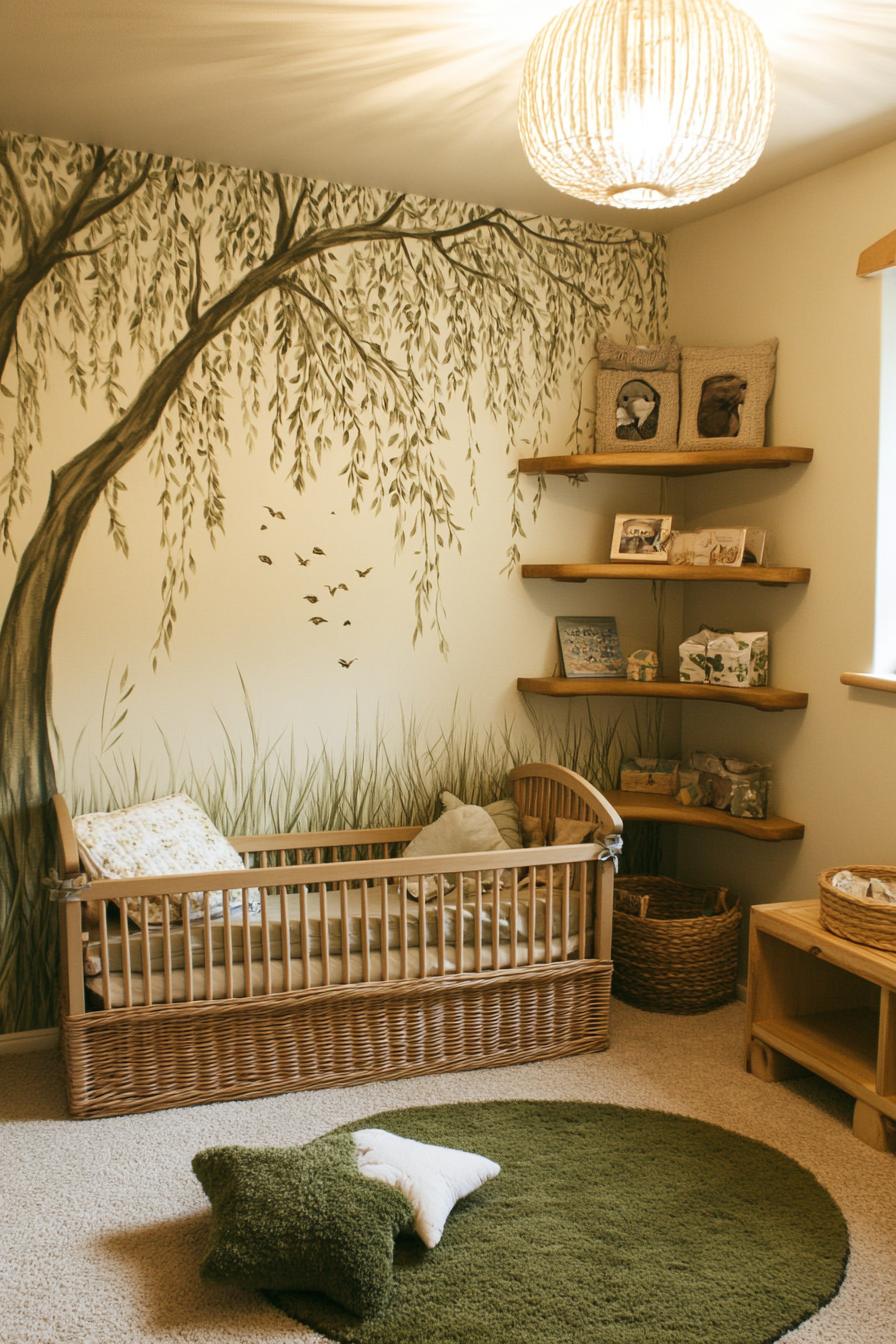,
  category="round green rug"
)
[268,1101,848,1344]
